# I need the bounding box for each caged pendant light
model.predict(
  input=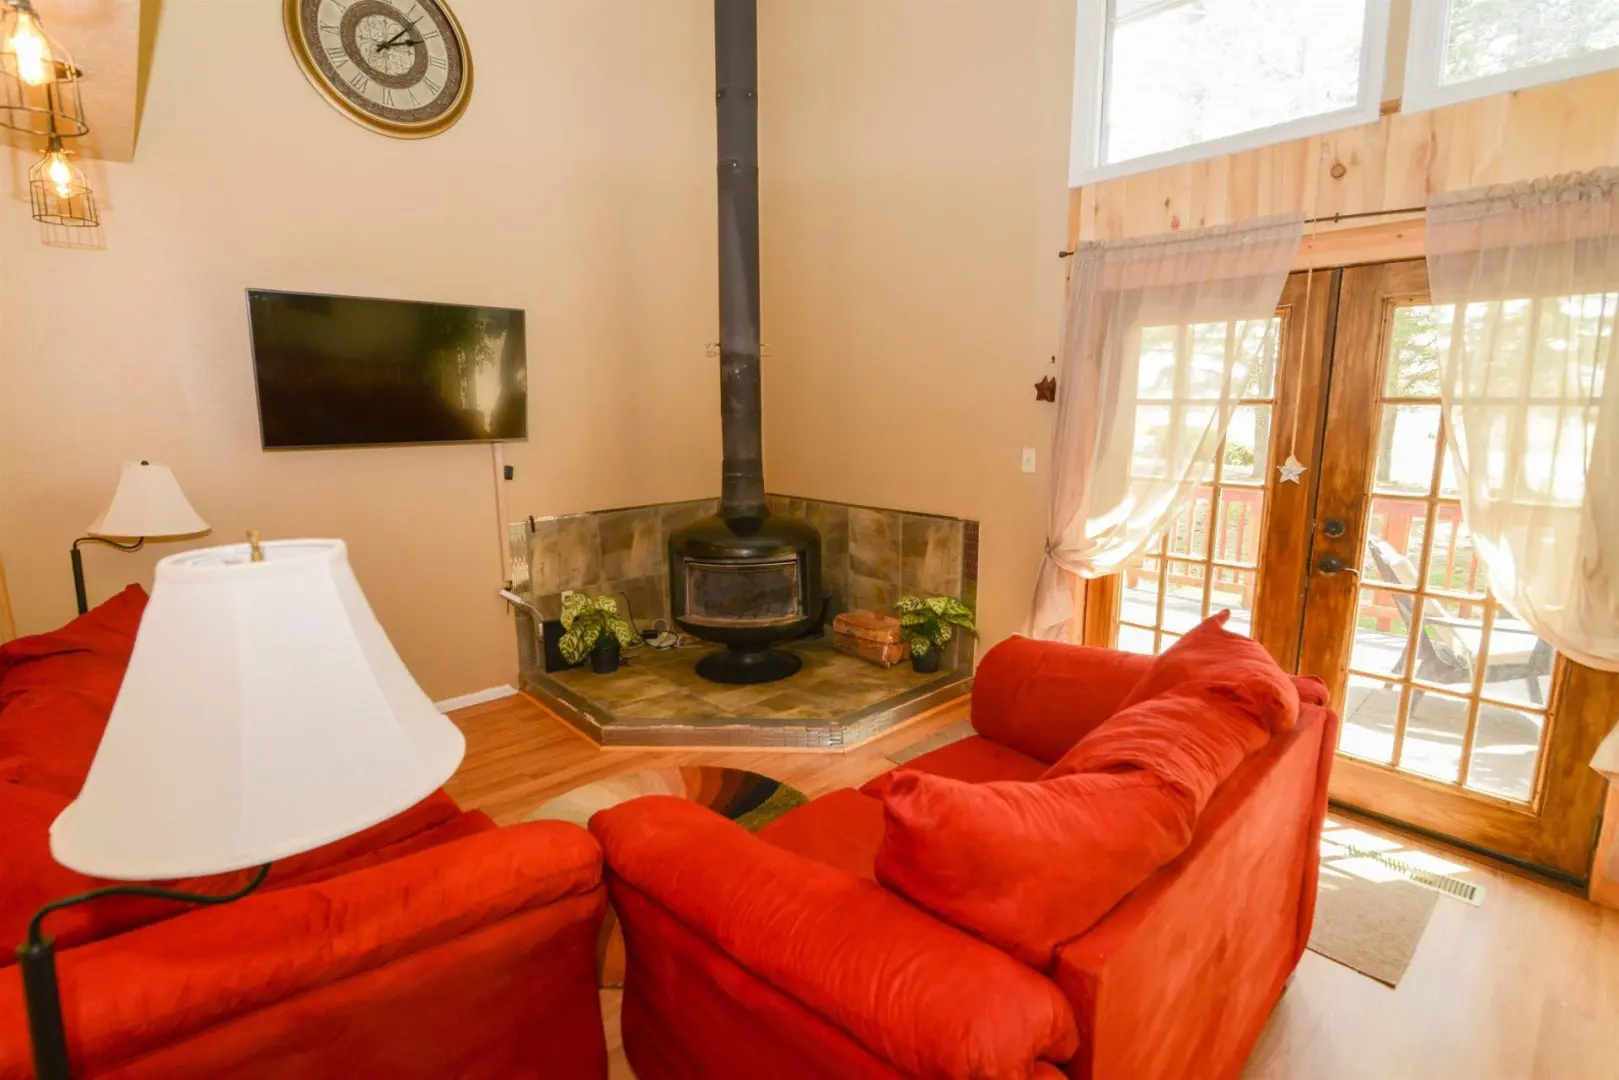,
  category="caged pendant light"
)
[0,0,89,139]
[29,131,96,227]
